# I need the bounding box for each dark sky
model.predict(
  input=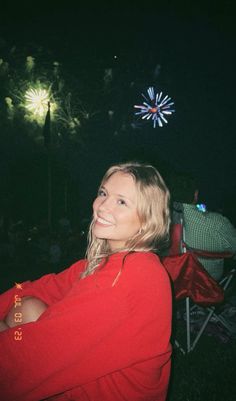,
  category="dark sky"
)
[1,1,236,221]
